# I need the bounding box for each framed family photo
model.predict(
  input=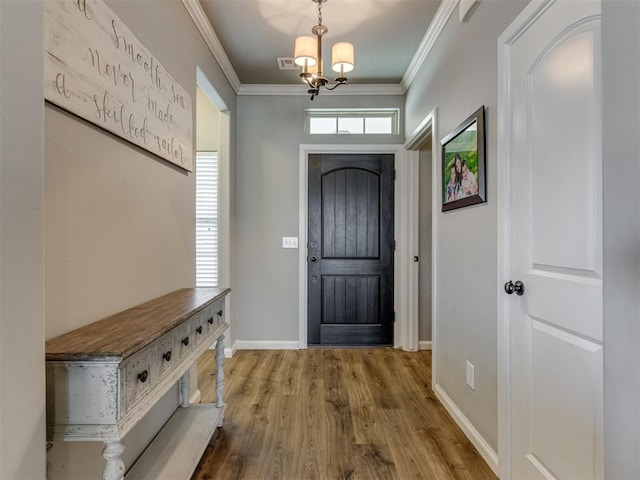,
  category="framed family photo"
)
[441,106,486,212]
